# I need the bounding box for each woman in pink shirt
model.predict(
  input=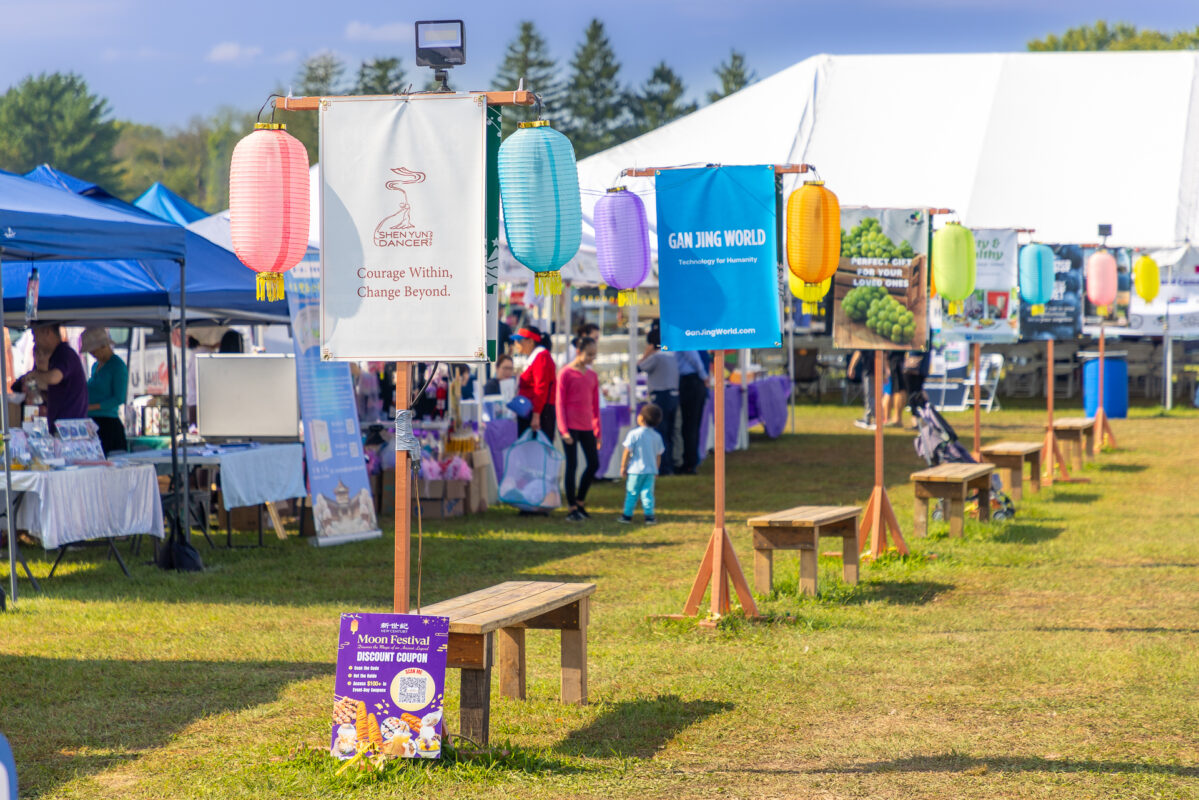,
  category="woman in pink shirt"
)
[557,336,601,522]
